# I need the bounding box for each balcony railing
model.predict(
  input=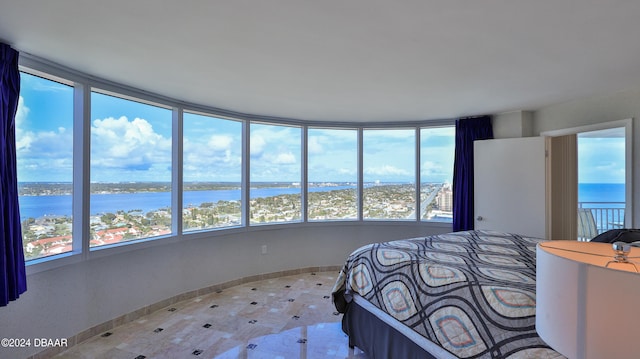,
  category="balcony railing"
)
[578,202,625,235]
